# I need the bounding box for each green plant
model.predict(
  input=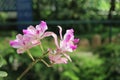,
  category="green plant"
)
[0,56,8,79]
[94,43,120,80]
